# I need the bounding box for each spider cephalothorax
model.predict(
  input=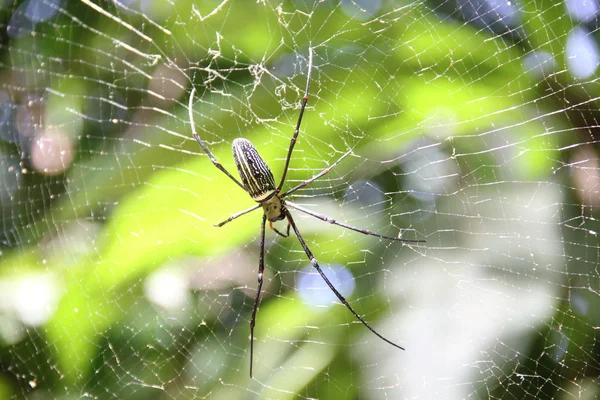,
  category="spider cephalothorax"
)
[188,47,425,378]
